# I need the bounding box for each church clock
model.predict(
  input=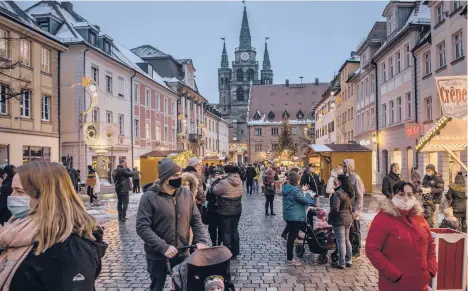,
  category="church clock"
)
[241,52,249,61]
